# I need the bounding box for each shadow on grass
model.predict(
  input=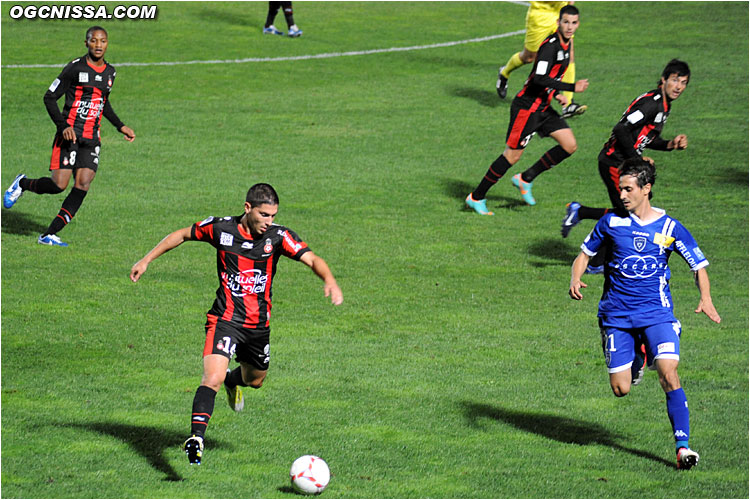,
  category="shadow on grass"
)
[449,86,505,108]
[63,421,232,481]
[441,178,526,211]
[461,402,675,468]
[528,237,579,267]
[1,210,48,236]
